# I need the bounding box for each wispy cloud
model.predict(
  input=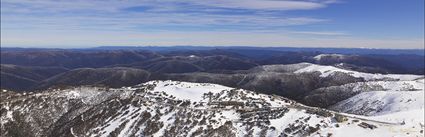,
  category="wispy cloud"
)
[1,0,333,31]
[291,31,348,36]
[1,0,423,49]
[1,0,336,12]
[188,0,328,10]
